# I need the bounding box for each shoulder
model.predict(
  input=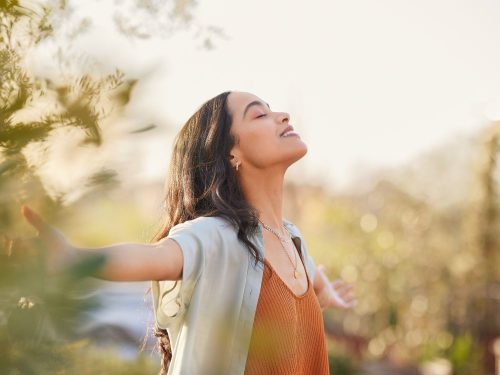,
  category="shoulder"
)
[282,218,303,238]
[282,218,310,254]
[175,215,233,230]
[169,215,236,239]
